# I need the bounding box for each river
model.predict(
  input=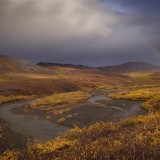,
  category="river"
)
[0,90,147,141]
